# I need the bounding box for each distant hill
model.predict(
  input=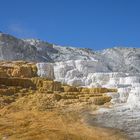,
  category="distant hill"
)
[0,32,140,73]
